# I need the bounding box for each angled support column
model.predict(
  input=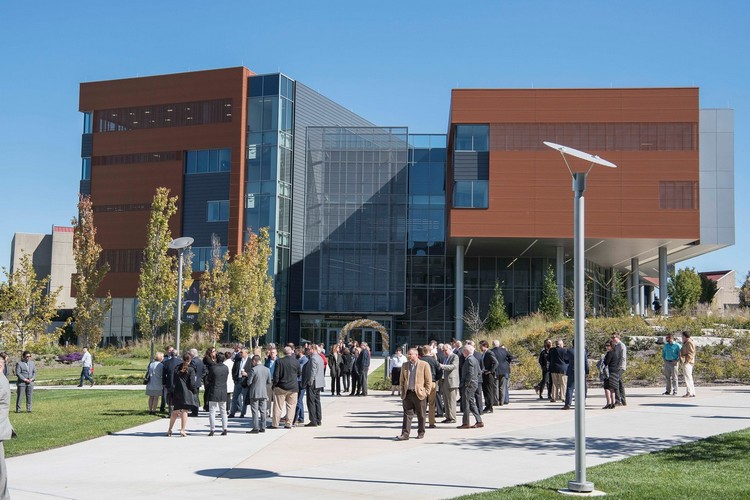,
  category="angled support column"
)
[556,245,565,304]
[659,246,669,316]
[455,245,465,340]
[631,257,640,316]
